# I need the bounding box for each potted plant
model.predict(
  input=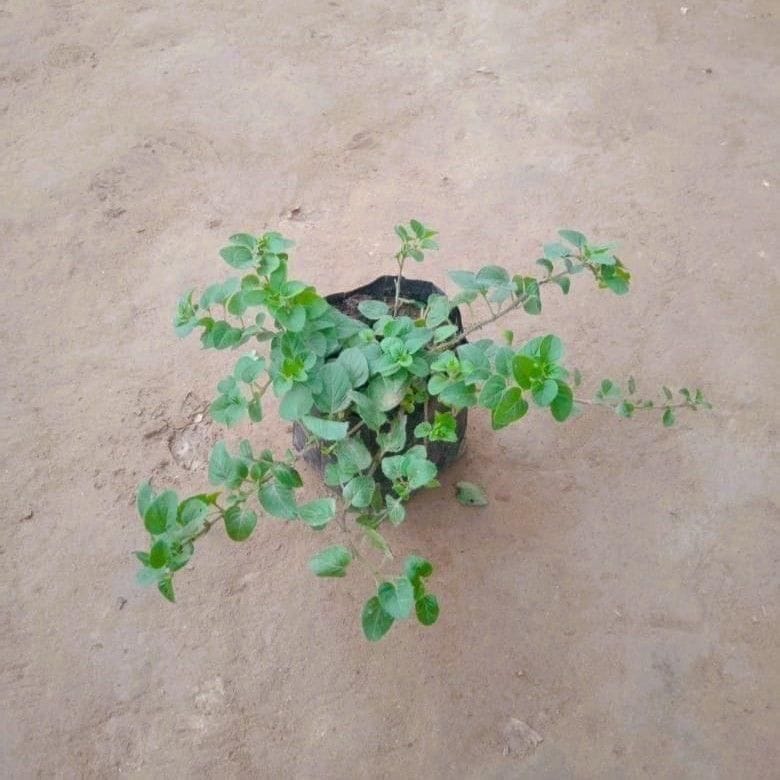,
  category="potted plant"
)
[134,221,710,640]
